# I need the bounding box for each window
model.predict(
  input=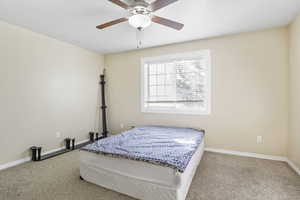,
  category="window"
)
[141,50,211,115]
